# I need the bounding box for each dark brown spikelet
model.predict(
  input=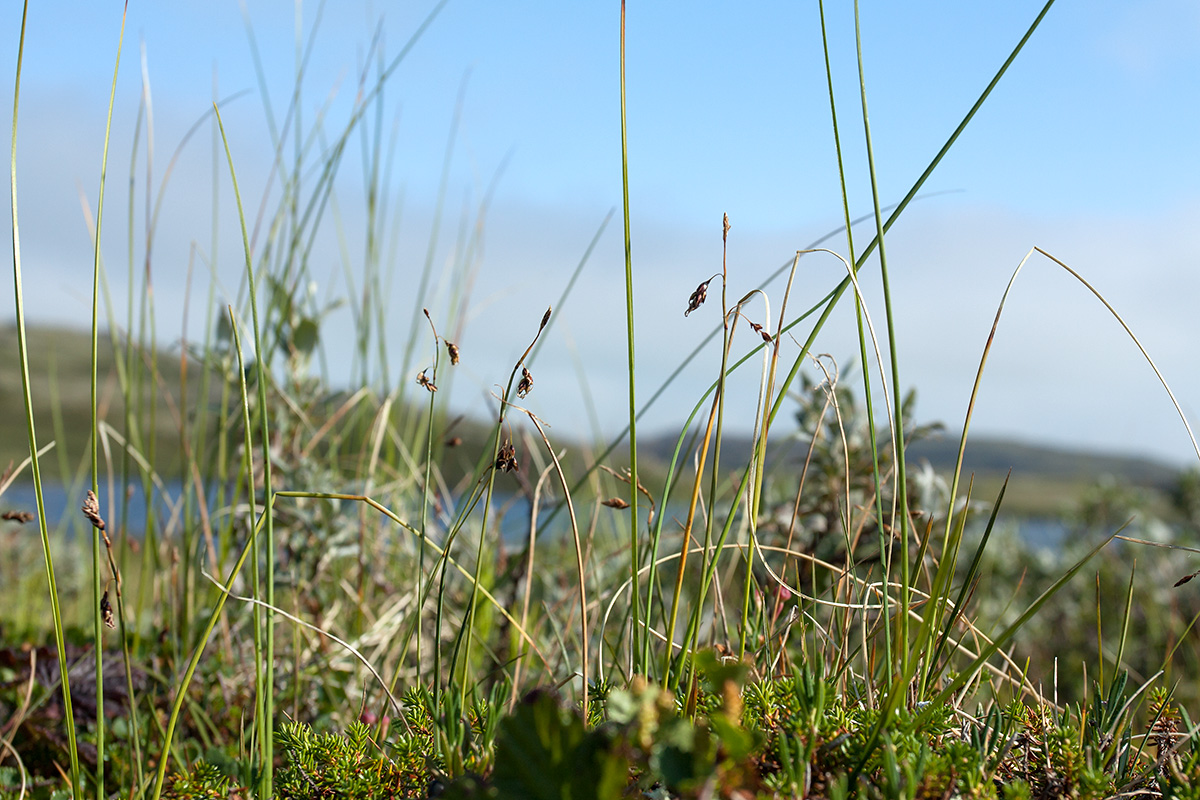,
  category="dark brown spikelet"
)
[416,369,438,393]
[684,279,712,317]
[540,307,552,330]
[496,441,519,473]
[602,497,630,510]
[100,590,115,629]
[1175,569,1200,587]
[82,490,106,532]
[1,510,34,523]
[749,322,773,343]
[1151,704,1181,757]
[446,341,460,365]
[517,367,534,399]
[445,436,463,447]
